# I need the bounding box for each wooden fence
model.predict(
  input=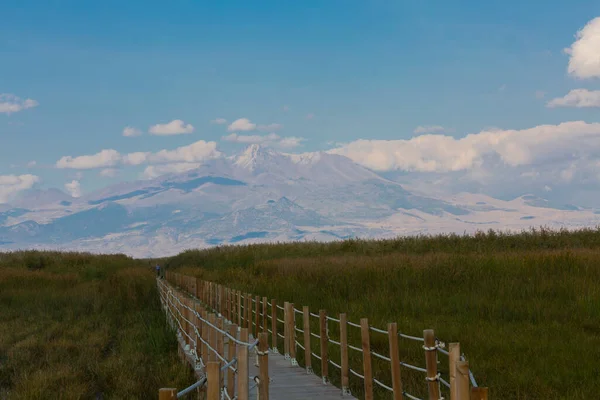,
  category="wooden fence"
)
[161,271,488,400]
[157,278,269,399]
